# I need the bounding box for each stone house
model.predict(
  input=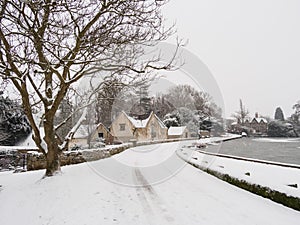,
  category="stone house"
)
[110,111,168,142]
[68,123,114,149]
[168,126,190,139]
[249,117,268,134]
[231,113,268,135]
